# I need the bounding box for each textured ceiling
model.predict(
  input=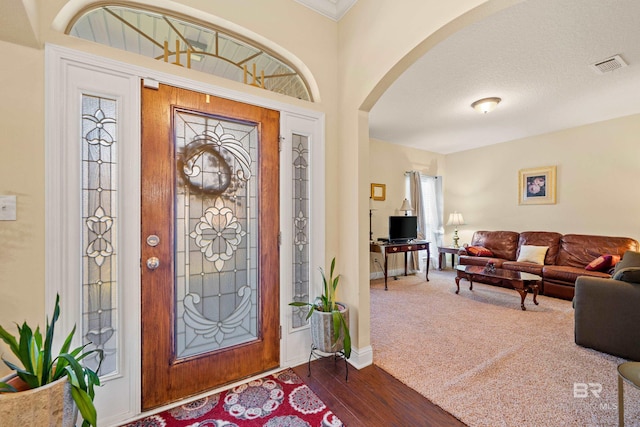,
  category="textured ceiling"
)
[369,0,640,154]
